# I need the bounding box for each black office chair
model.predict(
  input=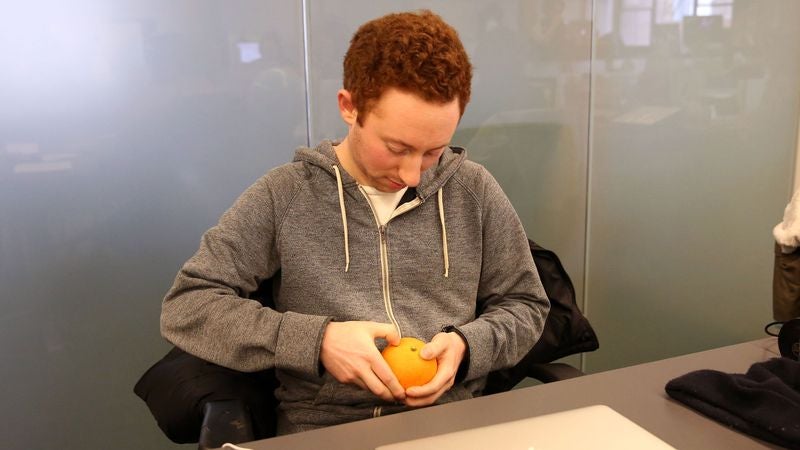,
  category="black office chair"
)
[135,239,598,450]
